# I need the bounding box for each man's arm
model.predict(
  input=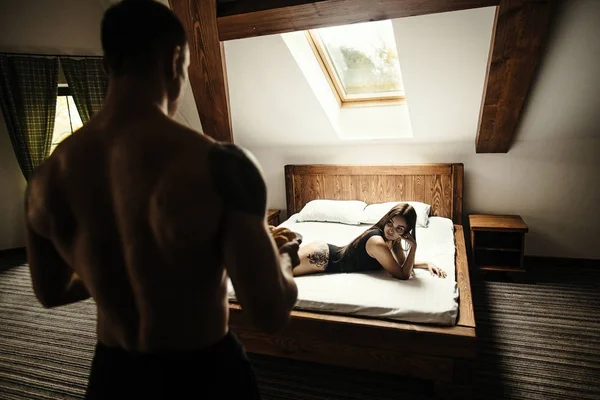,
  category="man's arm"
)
[209,144,298,334]
[25,179,90,308]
